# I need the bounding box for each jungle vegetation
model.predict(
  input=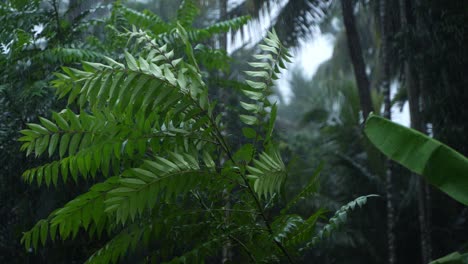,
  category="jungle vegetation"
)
[1,0,468,263]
